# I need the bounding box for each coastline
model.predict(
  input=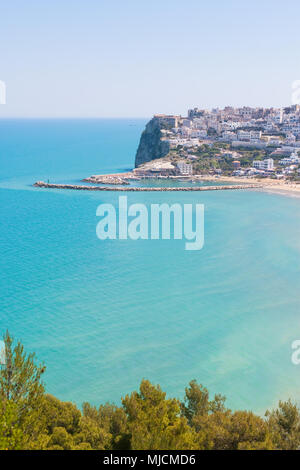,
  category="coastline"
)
[33,174,300,197]
[83,169,300,194]
[195,175,300,196]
